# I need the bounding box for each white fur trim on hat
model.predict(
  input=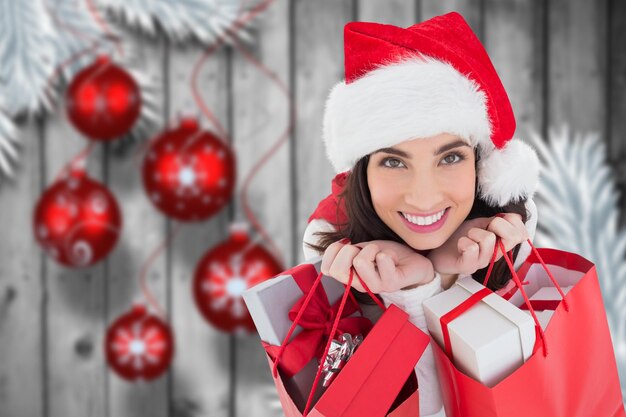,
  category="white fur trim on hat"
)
[477,138,540,207]
[323,55,492,173]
